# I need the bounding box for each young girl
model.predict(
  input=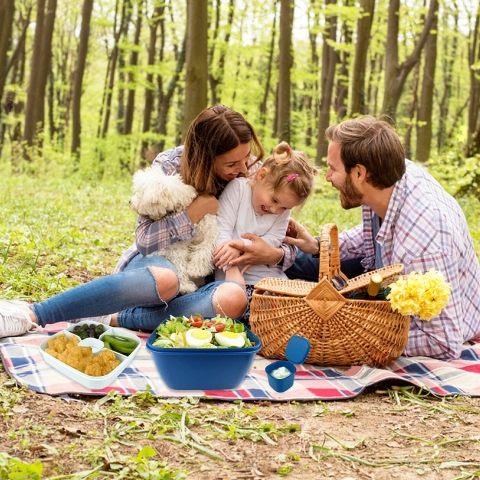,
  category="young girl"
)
[214,141,317,323]
[0,106,296,336]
